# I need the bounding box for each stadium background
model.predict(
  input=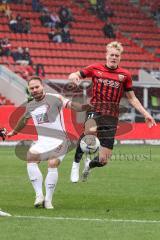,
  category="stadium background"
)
[0,0,160,239]
[0,0,160,145]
